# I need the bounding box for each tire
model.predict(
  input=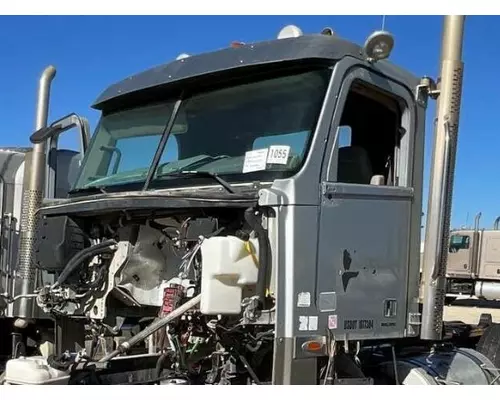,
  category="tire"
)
[476,323,500,368]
